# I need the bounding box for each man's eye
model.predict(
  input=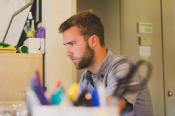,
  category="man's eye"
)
[67,42,76,47]
[70,43,74,46]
